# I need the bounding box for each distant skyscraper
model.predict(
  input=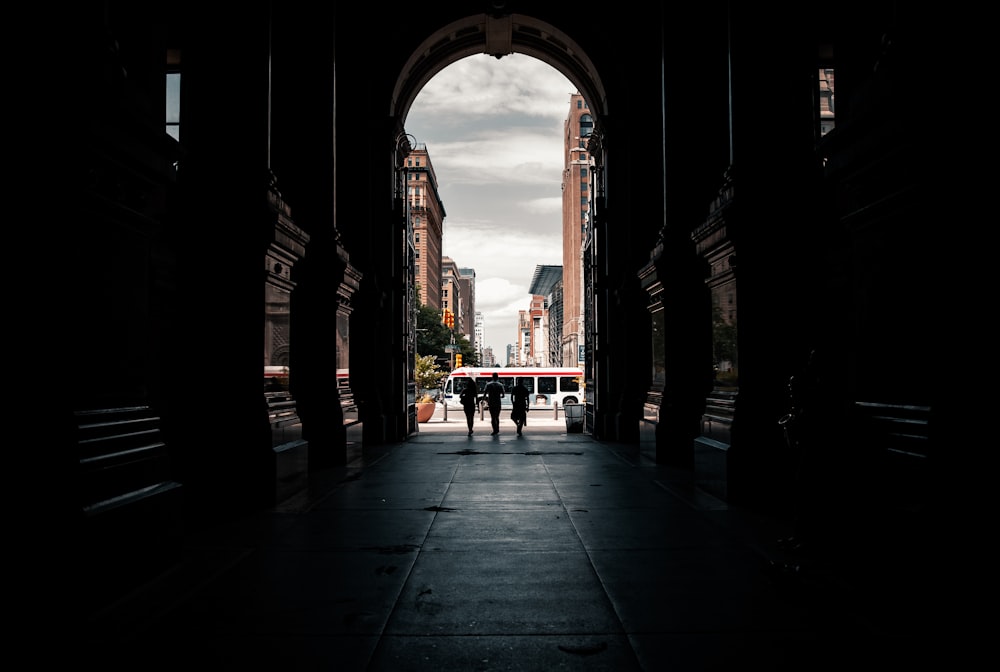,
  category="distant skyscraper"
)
[458,267,476,348]
[407,145,445,310]
[561,93,593,365]
[474,311,484,363]
[505,343,517,368]
[481,345,495,367]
